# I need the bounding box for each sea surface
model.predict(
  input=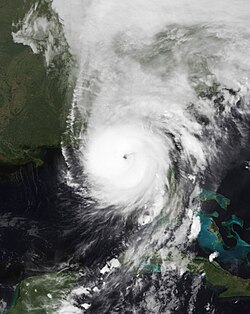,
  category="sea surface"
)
[2,0,250,313]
